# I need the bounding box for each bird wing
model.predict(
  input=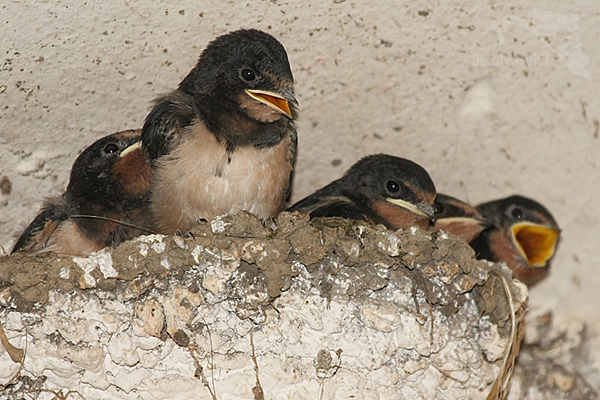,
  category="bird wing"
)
[141,91,196,160]
[288,181,367,221]
[11,197,69,254]
[284,124,298,202]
